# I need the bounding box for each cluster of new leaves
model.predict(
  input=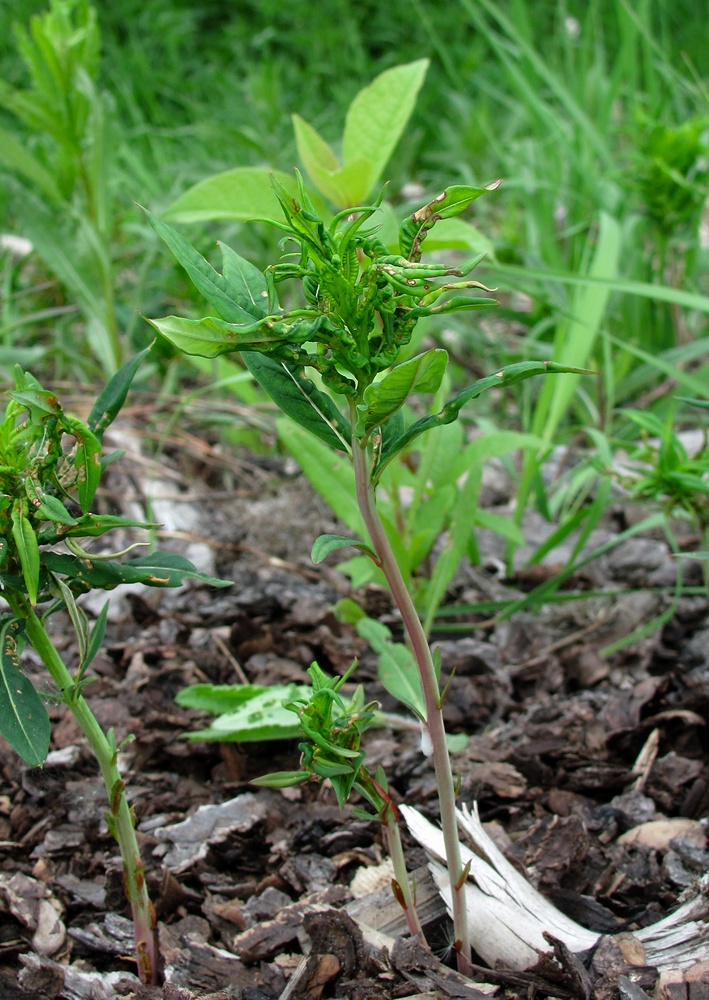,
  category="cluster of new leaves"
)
[0,348,229,766]
[147,173,498,397]
[0,353,142,606]
[252,662,383,812]
[620,408,709,530]
[147,173,584,486]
